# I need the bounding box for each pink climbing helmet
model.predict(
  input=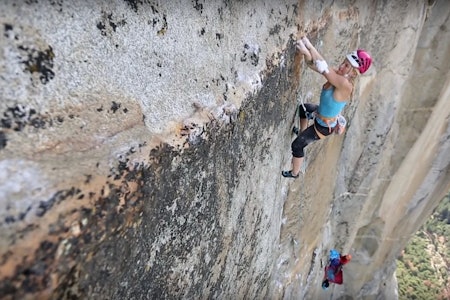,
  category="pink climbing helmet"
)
[346,49,372,74]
